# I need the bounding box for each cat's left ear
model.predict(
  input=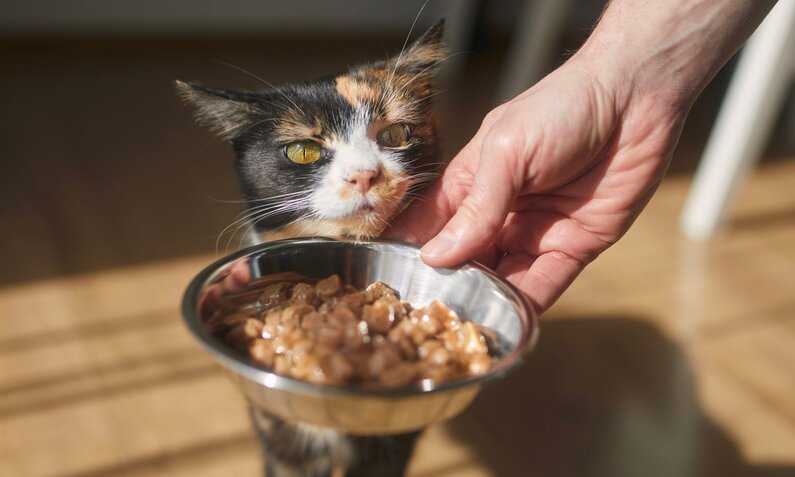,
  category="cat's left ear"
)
[175,80,264,141]
[393,19,446,92]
